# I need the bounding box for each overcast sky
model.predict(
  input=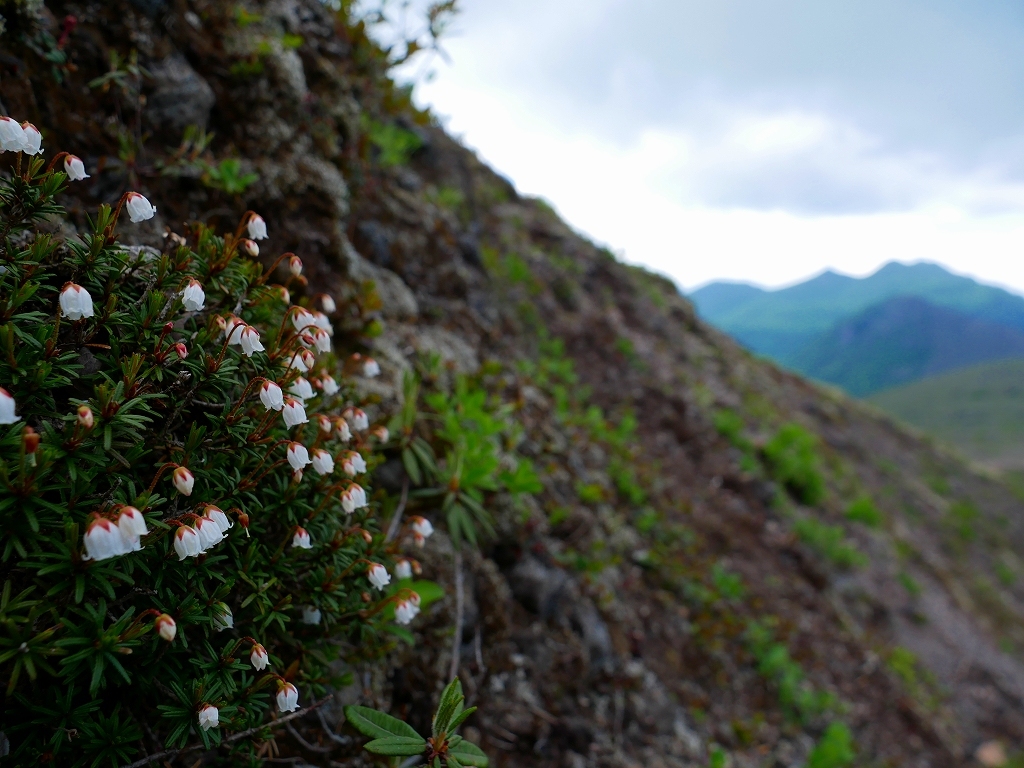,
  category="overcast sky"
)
[397,0,1024,293]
